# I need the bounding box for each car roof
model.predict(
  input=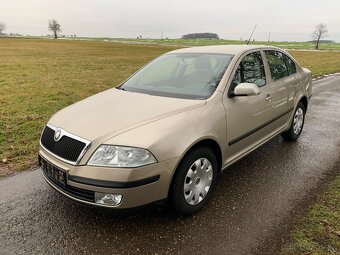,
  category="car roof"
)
[166,44,280,55]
